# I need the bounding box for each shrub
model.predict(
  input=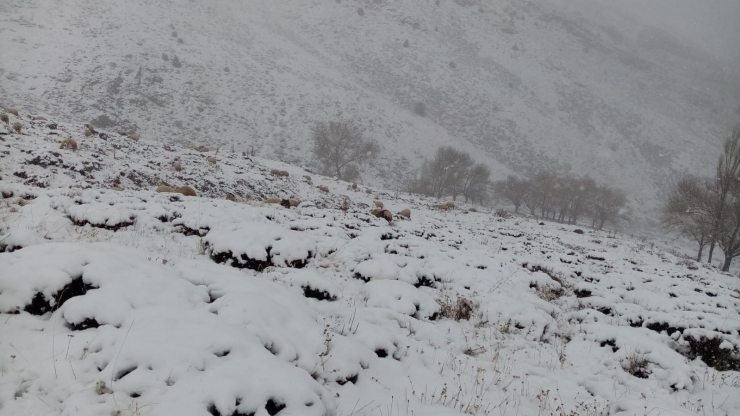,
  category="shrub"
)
[622,351,650,378]
[439,295,477,321]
